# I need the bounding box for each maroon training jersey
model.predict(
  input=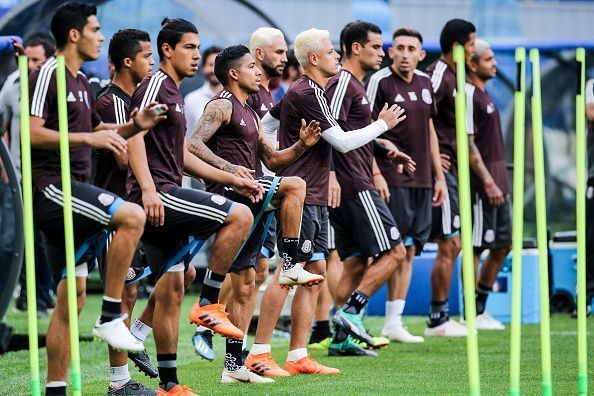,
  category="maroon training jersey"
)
[29,57,101,191]
[205,89,260,195]
[427,59,458,172]
[367,67,436,188]
[271,75,338,206]
[326,69,374,200]
[465,82,509,198]
[93,84,130,196]
[127,69,186,203]
[247,84,276,177]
